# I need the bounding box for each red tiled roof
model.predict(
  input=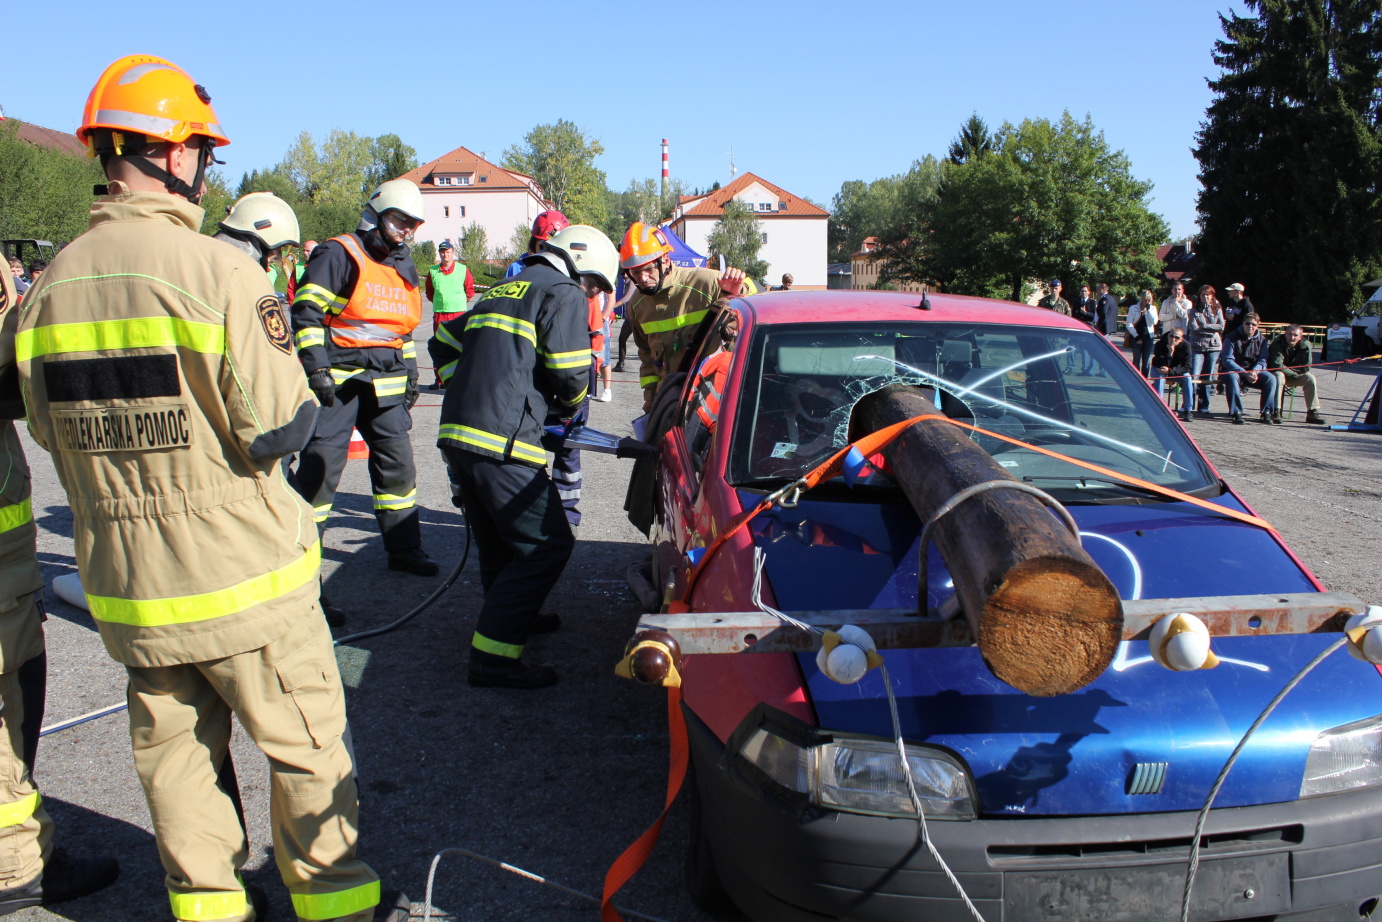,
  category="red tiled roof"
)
[678,172,828,218]
[398,145,545,196]
[5,119,86,157]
